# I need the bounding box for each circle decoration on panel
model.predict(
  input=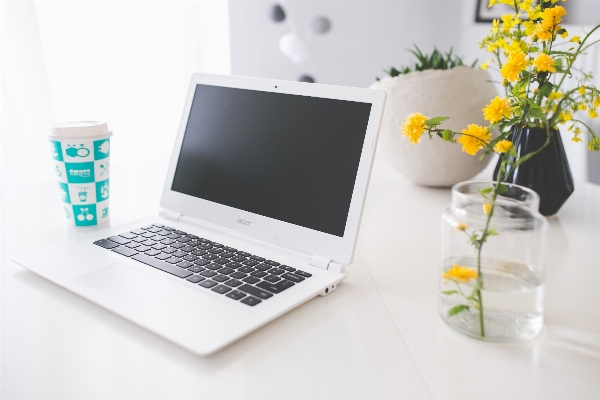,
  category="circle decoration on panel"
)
[269,4,286,22]
[298,75,315,83]
[370,47,498,187]
[311,16,331,34]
